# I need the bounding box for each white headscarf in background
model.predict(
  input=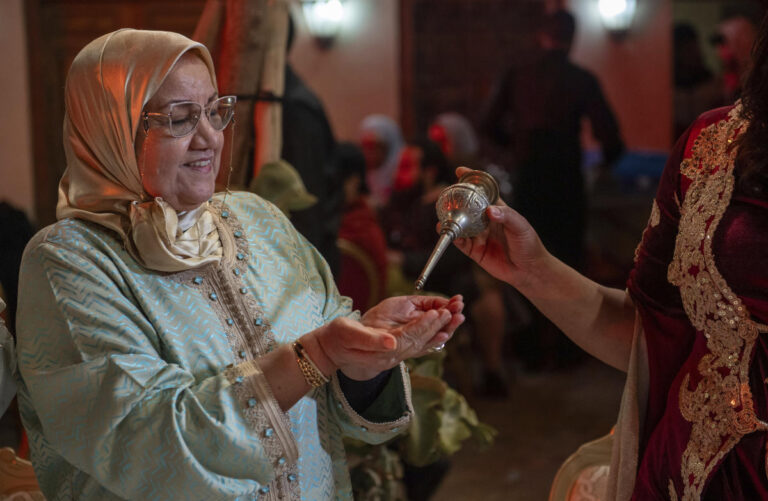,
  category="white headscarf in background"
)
[57,29,224,272]
[431,112,479,164]
[359,114,405,207]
